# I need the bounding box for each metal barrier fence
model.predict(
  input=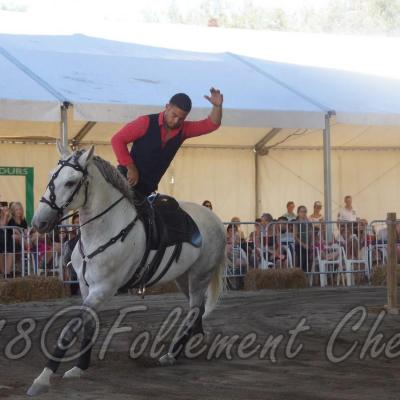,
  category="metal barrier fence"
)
[0,225,79,282]
[223,219,380,289]
[1,219,398,291]
[368,220,394,270]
